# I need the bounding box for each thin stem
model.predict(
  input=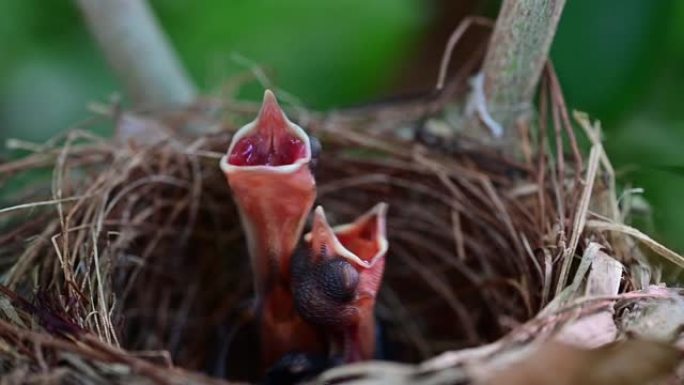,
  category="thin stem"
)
[479,0,567,145]
[75,0,197,108]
